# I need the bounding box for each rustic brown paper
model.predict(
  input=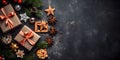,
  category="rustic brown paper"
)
[14,25,40,51]
[0,4,21,33]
